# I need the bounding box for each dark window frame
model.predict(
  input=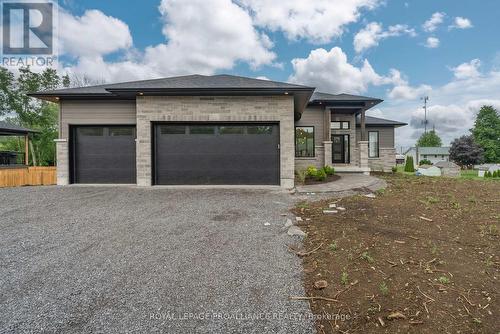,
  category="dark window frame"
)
[368,131,379,158]
[295,126,315,158]
[331,121,350,130]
